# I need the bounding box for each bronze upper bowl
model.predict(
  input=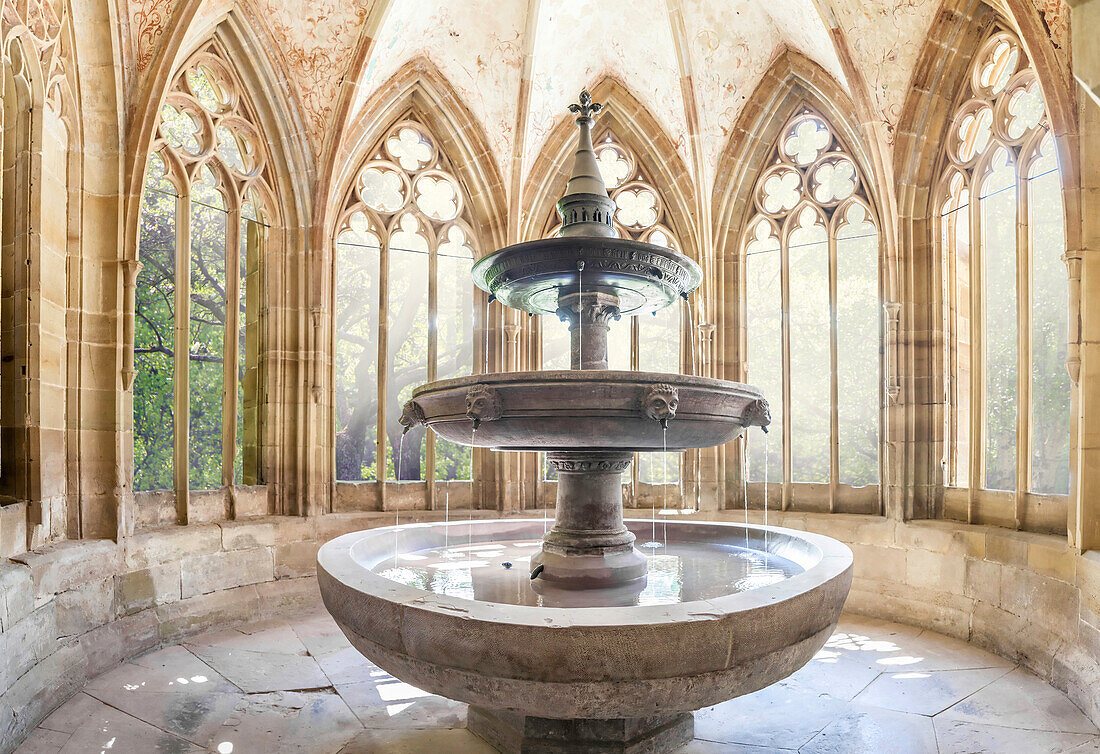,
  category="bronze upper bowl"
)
[401,370,771,452]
